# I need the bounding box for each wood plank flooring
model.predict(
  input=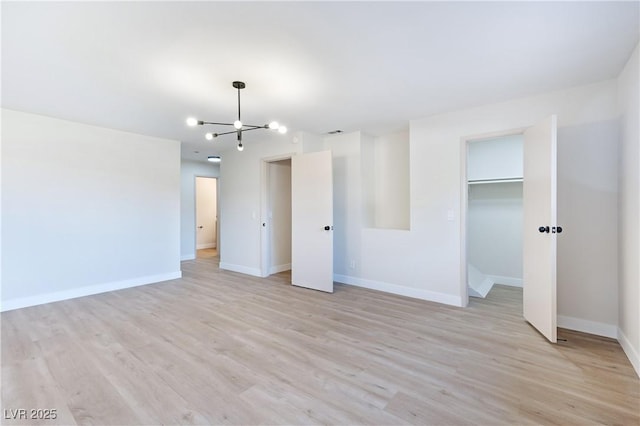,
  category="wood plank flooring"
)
[2,256,638,425]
